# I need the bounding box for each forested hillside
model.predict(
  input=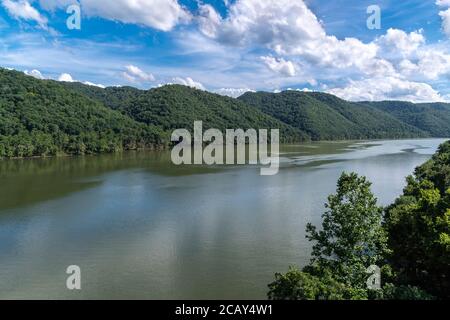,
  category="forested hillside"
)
[239,91,428,140]
[0,69,166,158]
[362,101,450,137]
[64,82,308,142]
[1,67,450,159]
